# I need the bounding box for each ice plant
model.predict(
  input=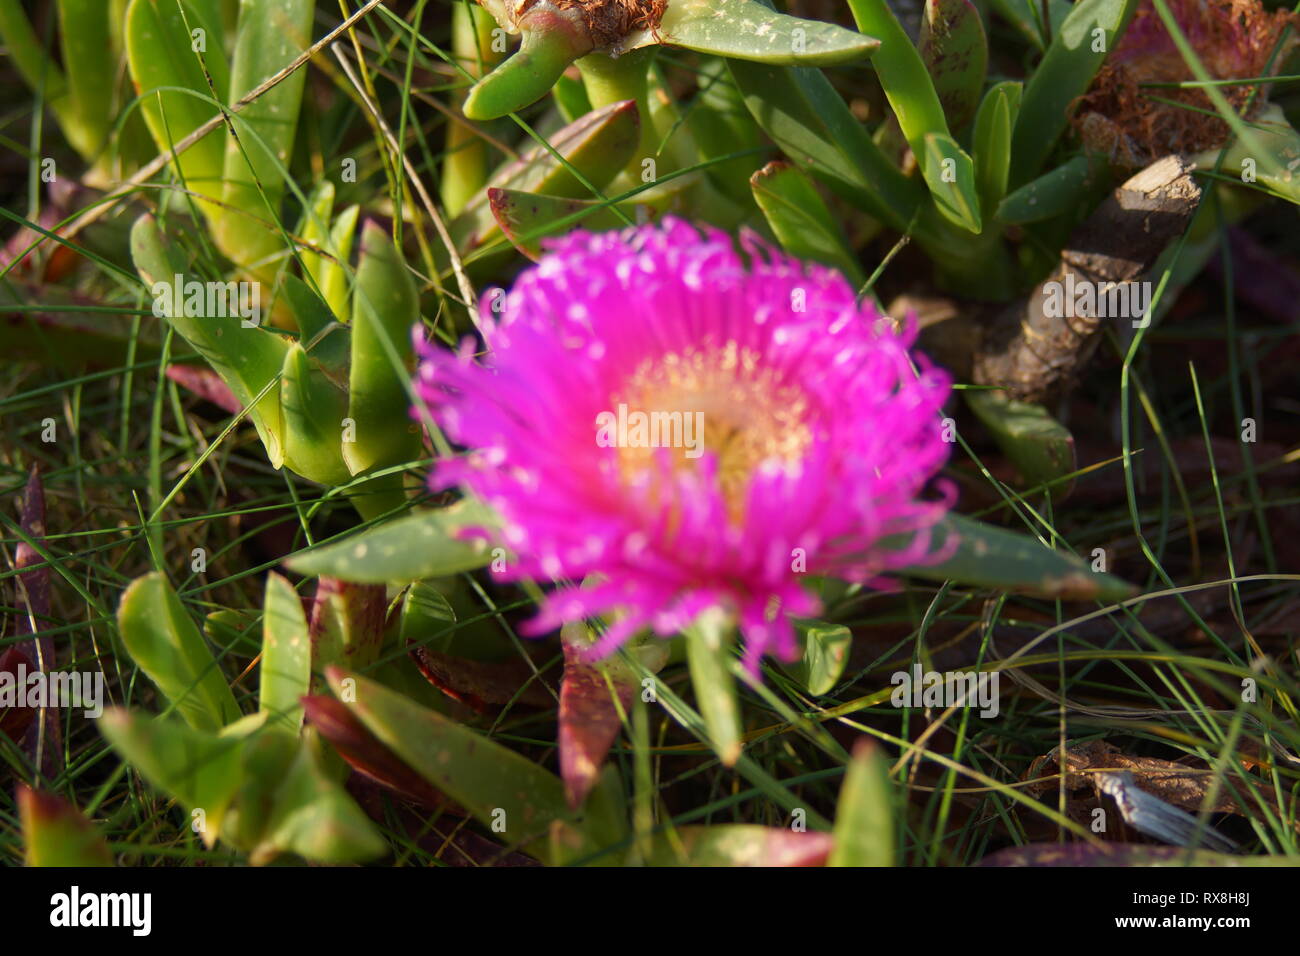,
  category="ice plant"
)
[463,0,878,119]
[1075,0,1299,166]
[414,219,953,671]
